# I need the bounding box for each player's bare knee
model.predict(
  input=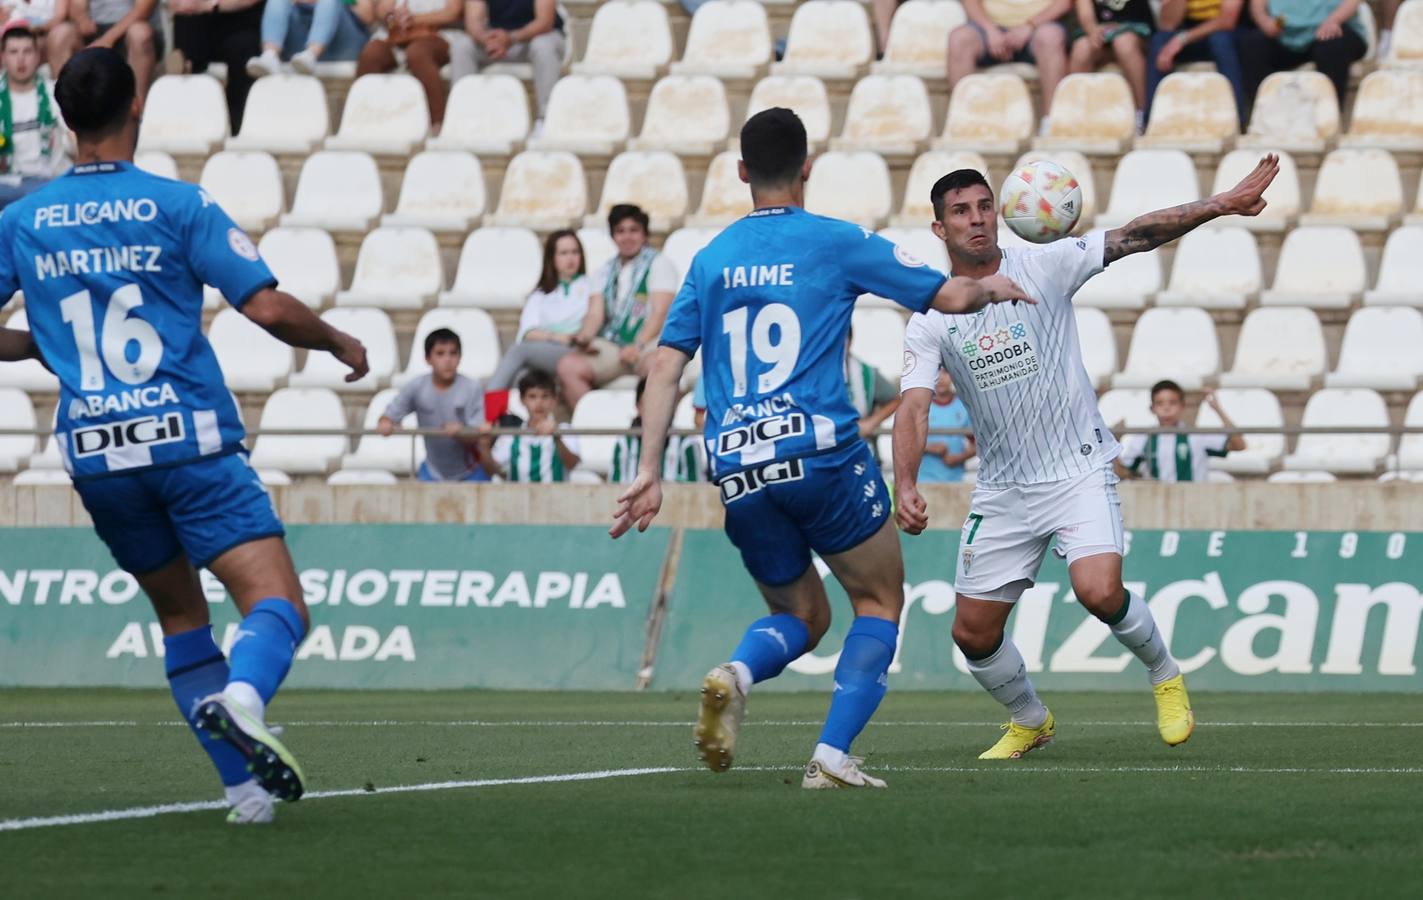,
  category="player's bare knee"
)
[1075,579,1122,618]
[951,618,998,658]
